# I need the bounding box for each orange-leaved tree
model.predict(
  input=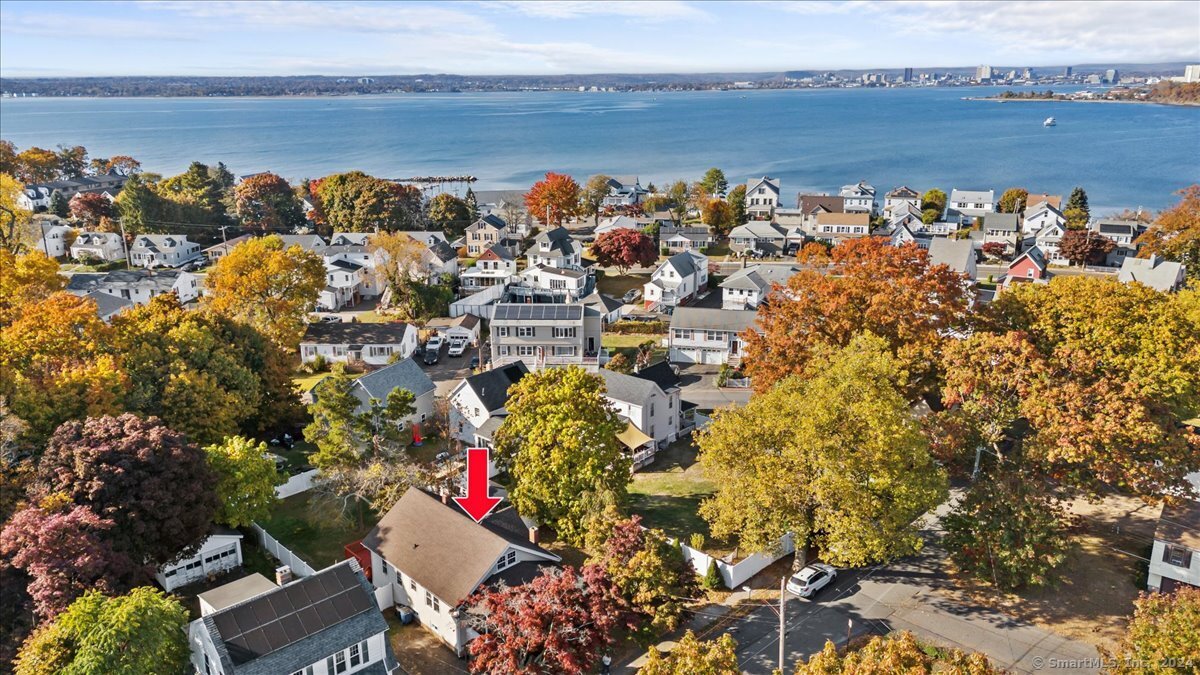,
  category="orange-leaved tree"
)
[524,172,580,226]
[1136,184,1200,281]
